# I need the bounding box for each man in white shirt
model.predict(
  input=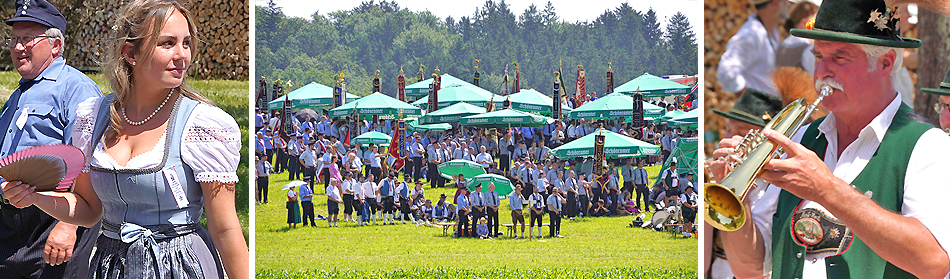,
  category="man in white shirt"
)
[361,174,379,225]
[716,0,788,96]
[326,181,342,227]
[299,142,317,186]
[710,2,950,277]
[475,146,493,169]
[340,172,358,223]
